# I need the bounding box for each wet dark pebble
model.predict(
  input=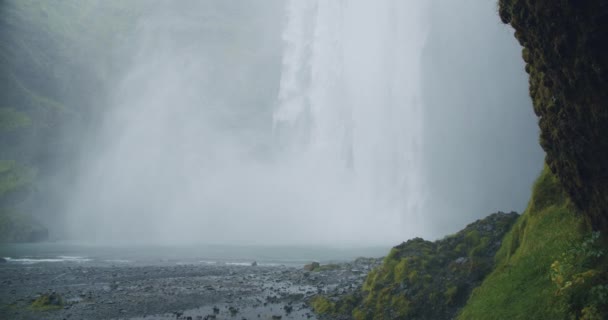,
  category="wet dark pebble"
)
[0,258,381,320]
